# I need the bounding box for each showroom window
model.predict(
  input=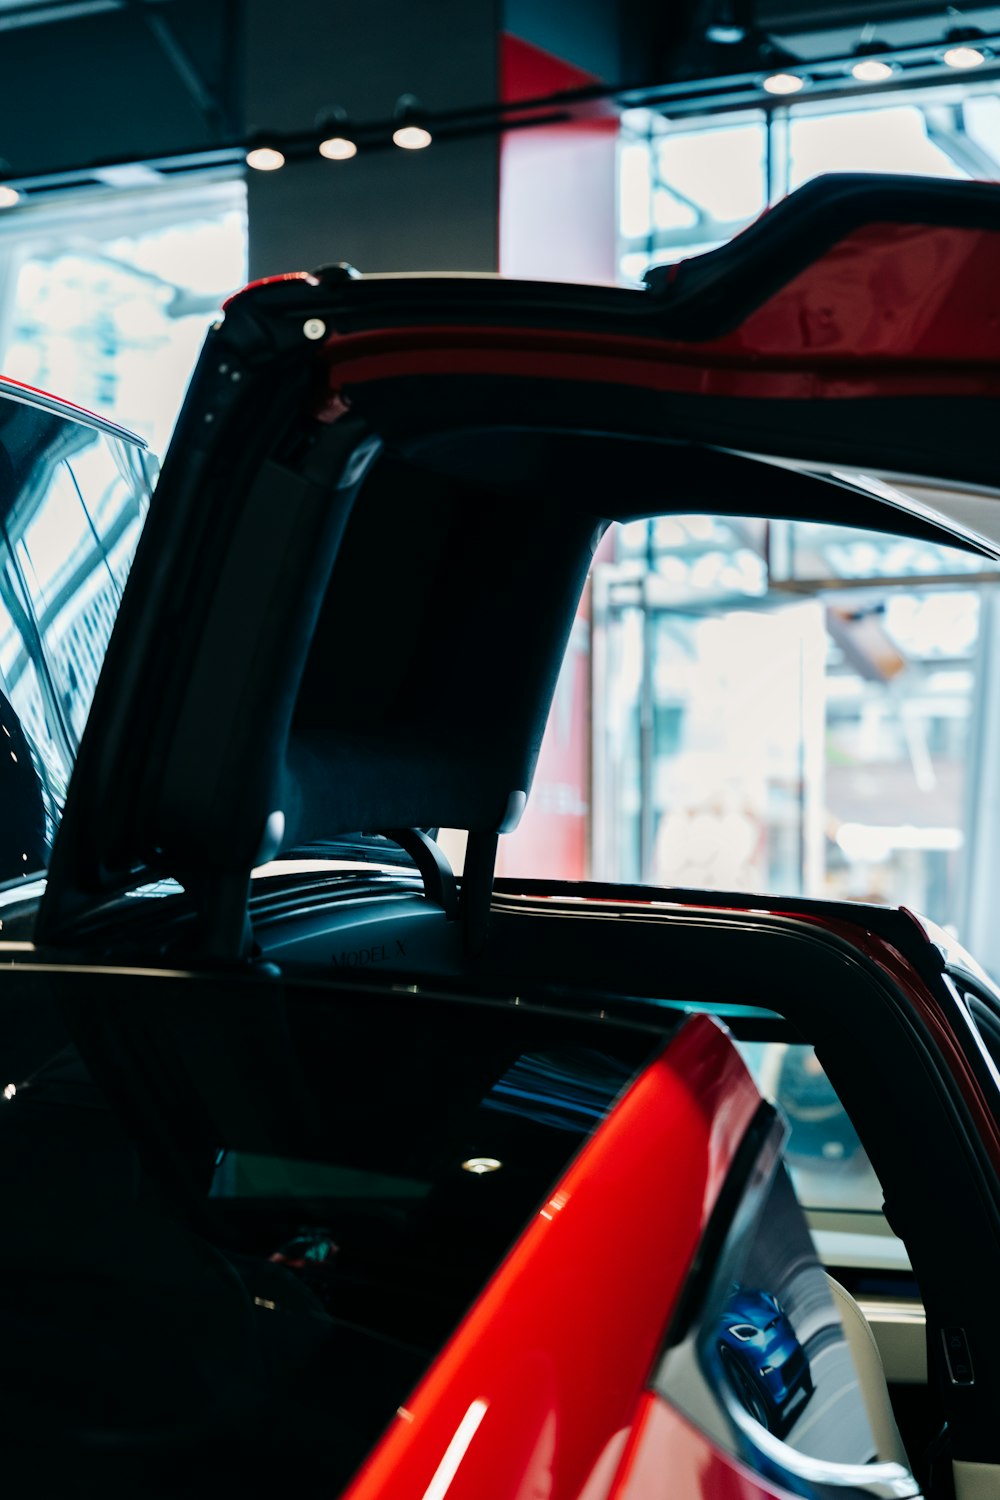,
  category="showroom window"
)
[0,174,247,457]
[618,79,1000,282]
[497,512,999,964]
